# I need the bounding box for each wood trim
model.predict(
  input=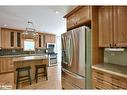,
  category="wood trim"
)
[64,6,85,18]
[1,27,24,32]
[91,7,104,65]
